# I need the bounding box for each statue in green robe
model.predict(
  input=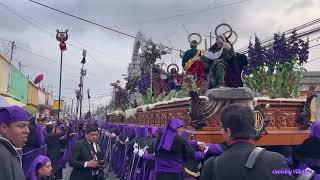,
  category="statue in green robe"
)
[200,35,235,89]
